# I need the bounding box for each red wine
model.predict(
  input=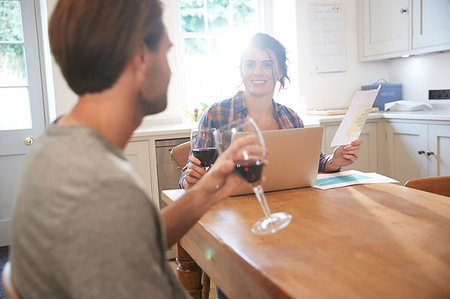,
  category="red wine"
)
[192,148,218,167]
[235,159,263,183]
